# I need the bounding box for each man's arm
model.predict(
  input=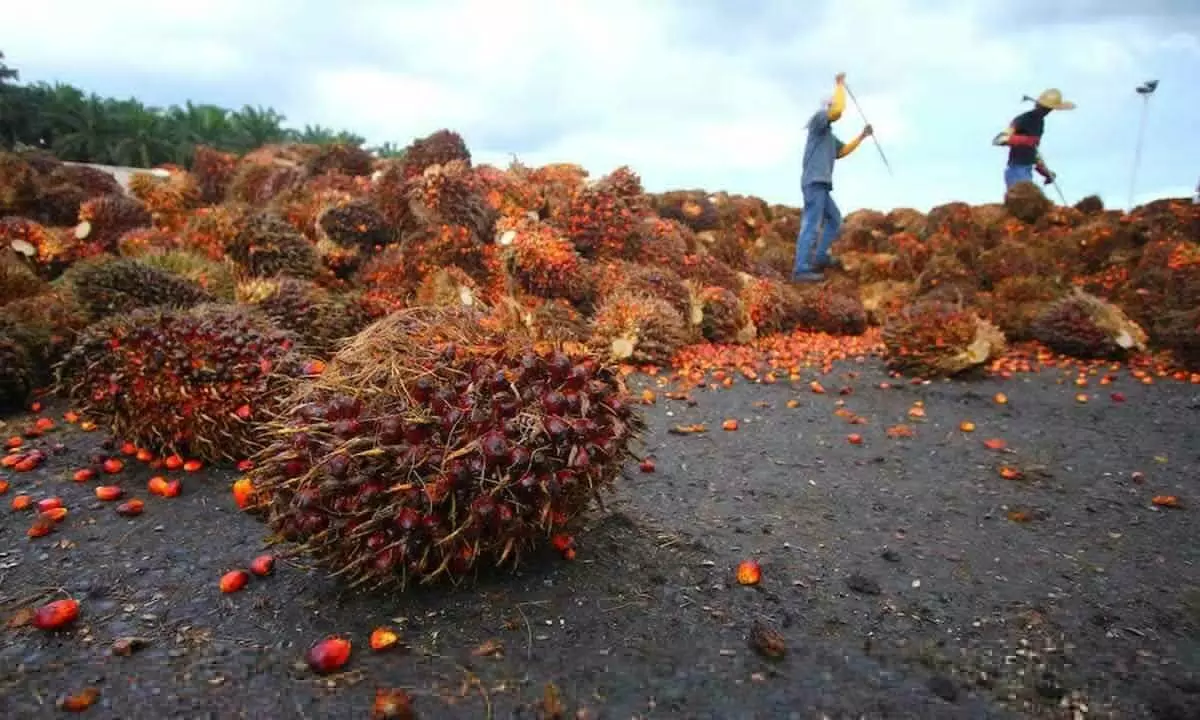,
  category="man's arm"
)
[827,74,848,122]
[993,114,1039,147]
[836,124,873,159]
